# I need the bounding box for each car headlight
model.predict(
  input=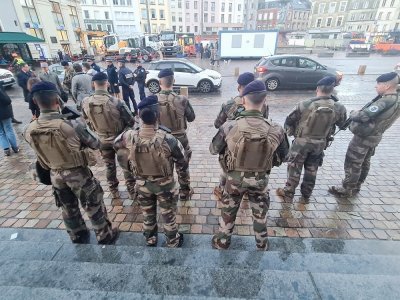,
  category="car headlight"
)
[209,75,220,80]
